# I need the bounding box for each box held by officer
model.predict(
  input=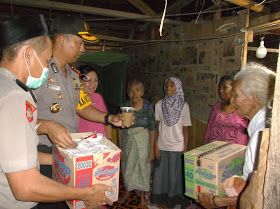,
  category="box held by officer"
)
[52,132,121,209]
[184,141,246,199]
